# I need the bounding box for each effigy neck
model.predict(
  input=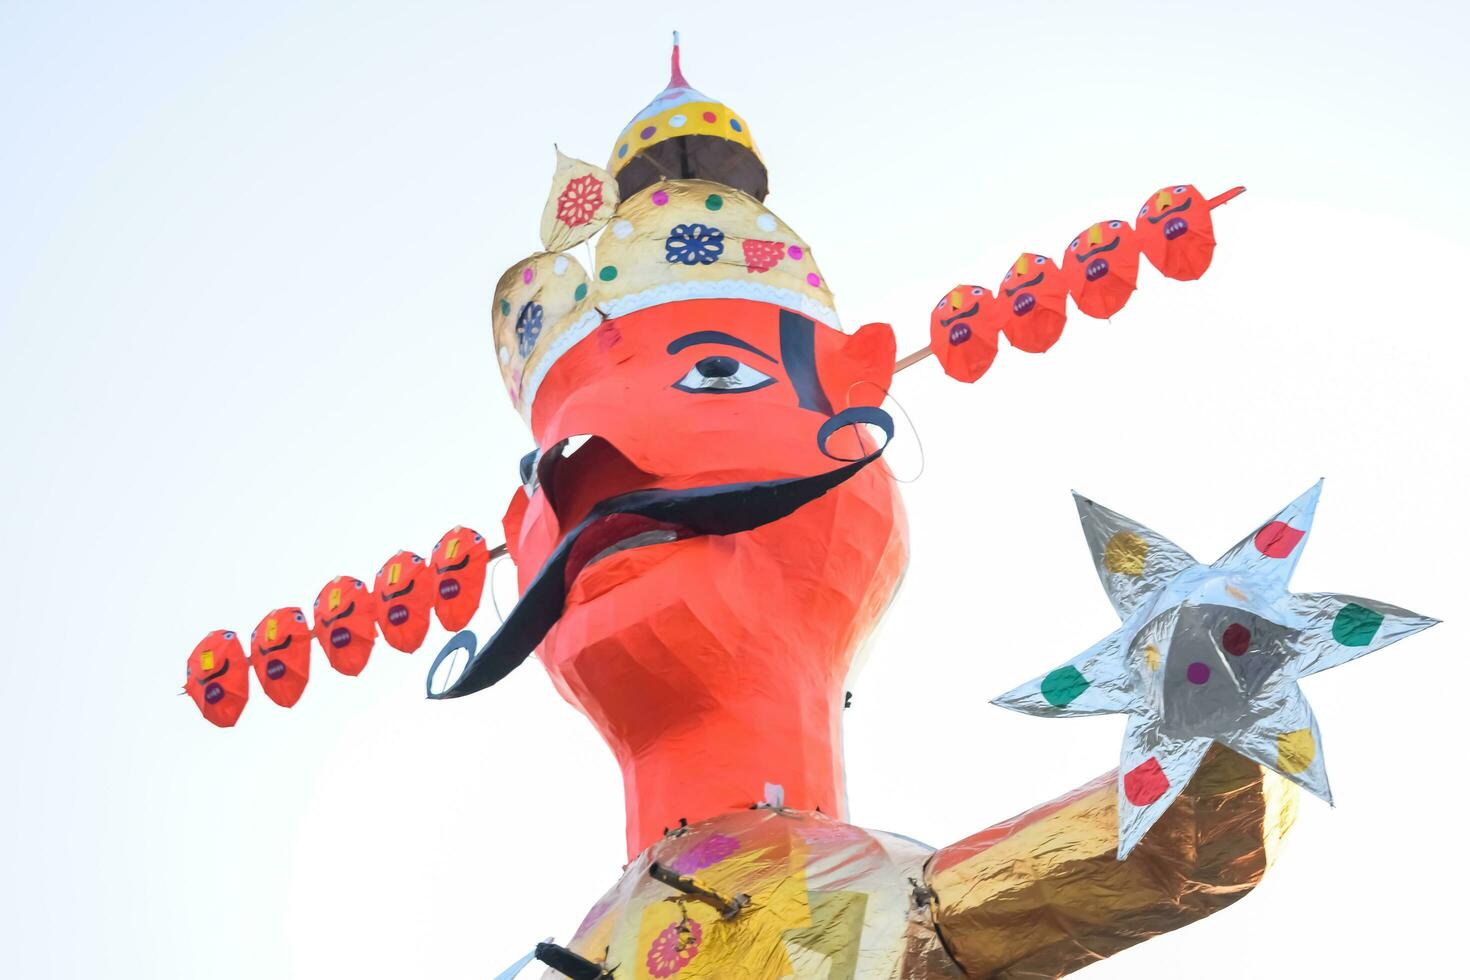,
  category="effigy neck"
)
[614,690,847,858]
